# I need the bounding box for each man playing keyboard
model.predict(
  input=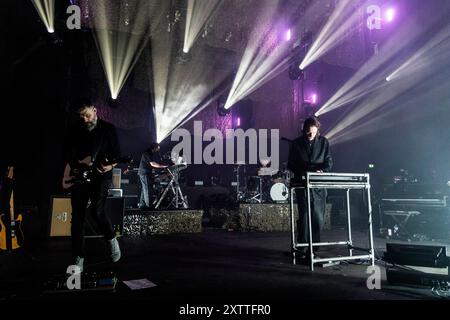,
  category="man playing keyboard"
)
[288,117,333,255]
[138,143,169,209]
